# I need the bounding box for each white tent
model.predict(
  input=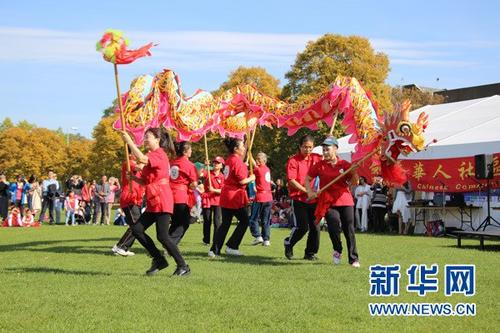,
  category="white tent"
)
[337,95,500,160]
